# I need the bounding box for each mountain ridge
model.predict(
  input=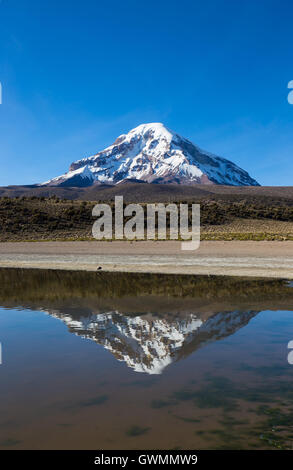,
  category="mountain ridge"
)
[41,123,260,187]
